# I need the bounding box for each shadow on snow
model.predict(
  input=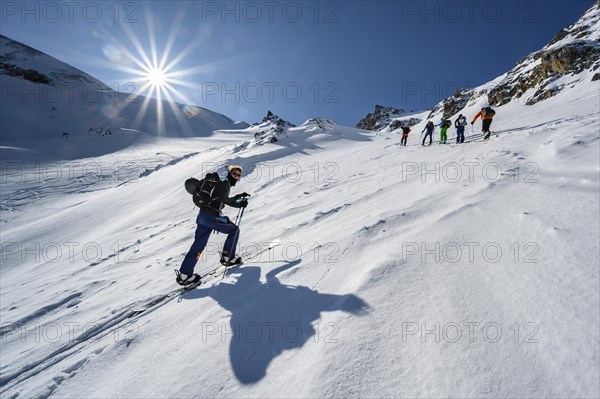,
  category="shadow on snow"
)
[182,260,368,384]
